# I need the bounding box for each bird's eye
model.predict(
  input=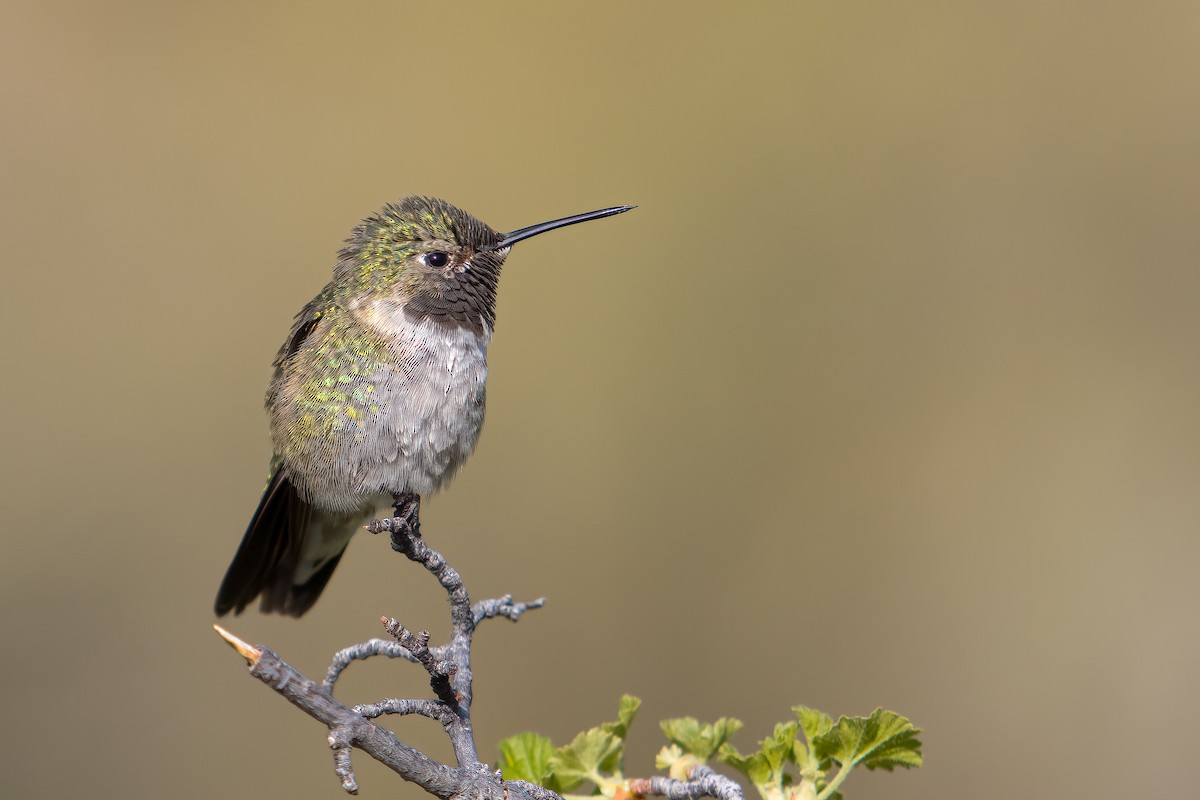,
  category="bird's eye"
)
[425,251,450,268]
